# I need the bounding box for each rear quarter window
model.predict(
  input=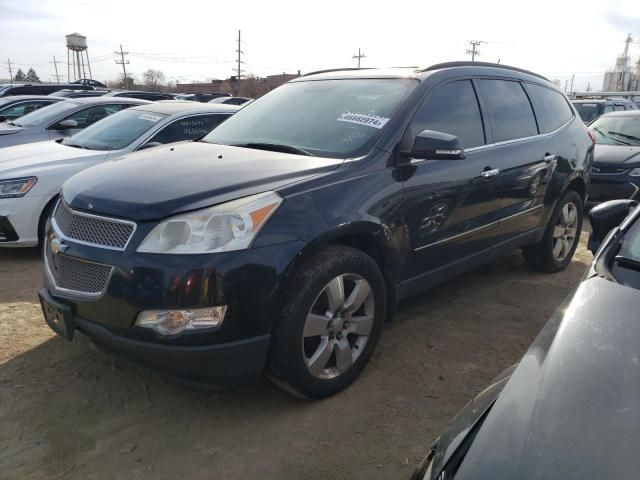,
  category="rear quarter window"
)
[526,83,574,132]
